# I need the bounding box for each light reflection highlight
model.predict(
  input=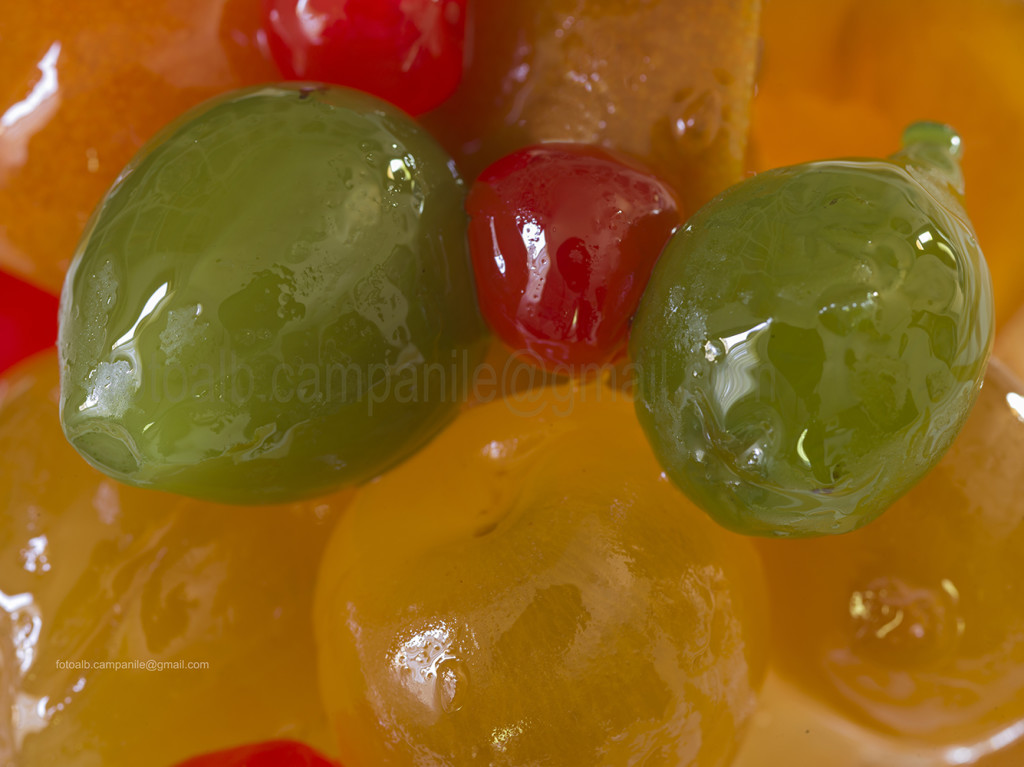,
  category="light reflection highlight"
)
[113,282,169,349]
[1,42,61,130]
[1005,391,1024,424]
